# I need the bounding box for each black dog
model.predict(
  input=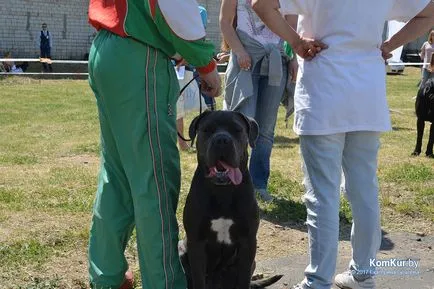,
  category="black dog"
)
[180,111,282,289]
[412,78,434,158]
